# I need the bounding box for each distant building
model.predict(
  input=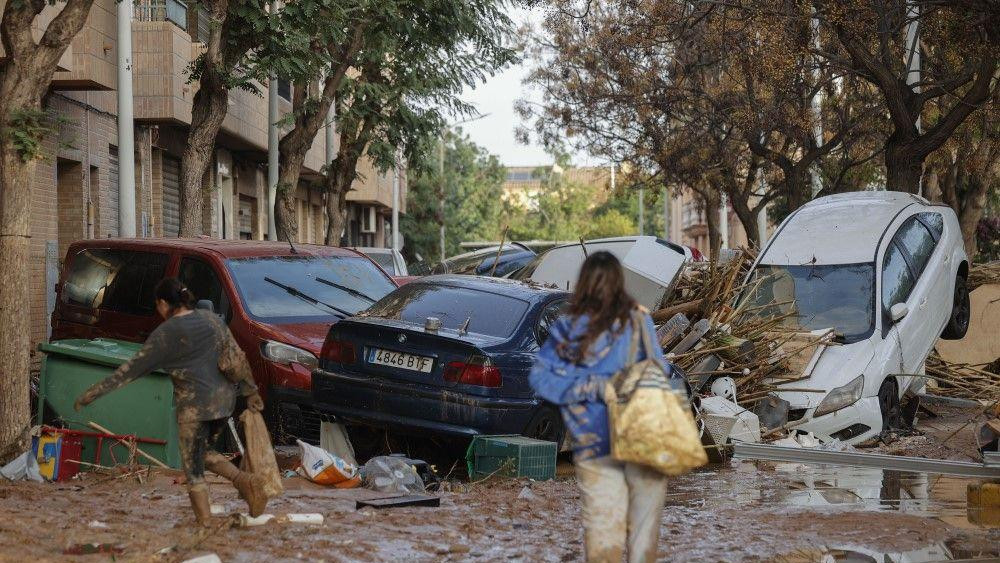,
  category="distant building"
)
[502,165,613,209]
